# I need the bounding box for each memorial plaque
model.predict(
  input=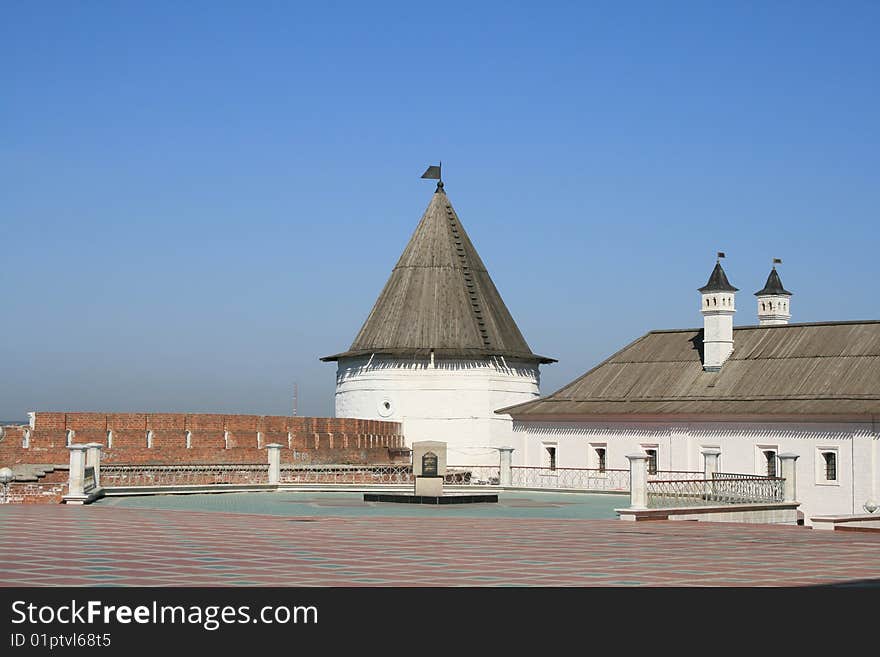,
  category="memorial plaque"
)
[421,452,438,477]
